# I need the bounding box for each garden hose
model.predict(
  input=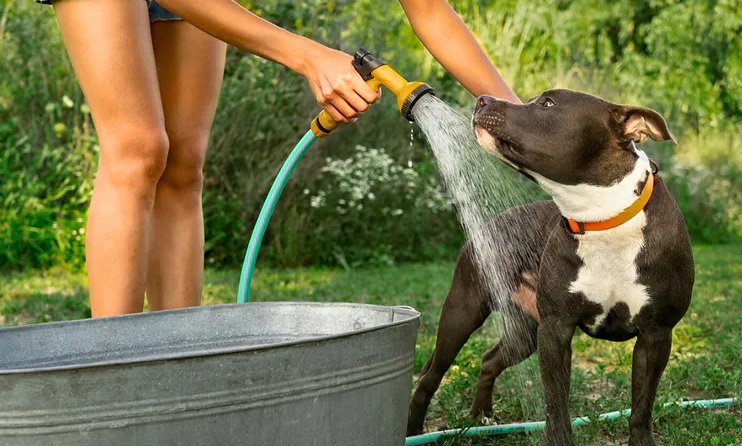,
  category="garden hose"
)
[237,130,317,303]
[404,398,738,445]
[238,48,435,303]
